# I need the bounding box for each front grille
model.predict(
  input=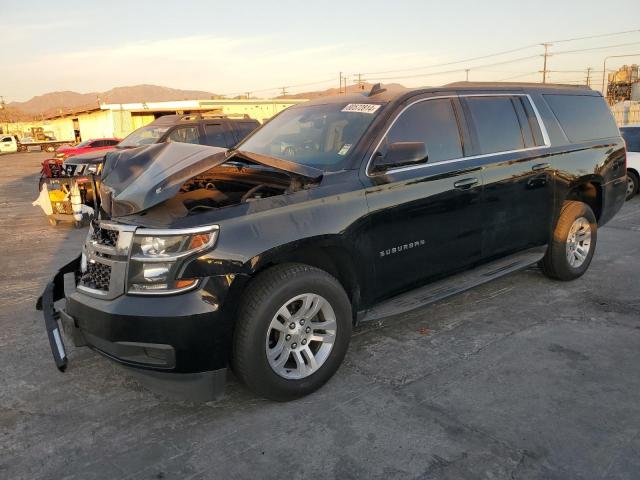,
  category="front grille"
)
[80,262,112,291]
[91,223,119,247]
